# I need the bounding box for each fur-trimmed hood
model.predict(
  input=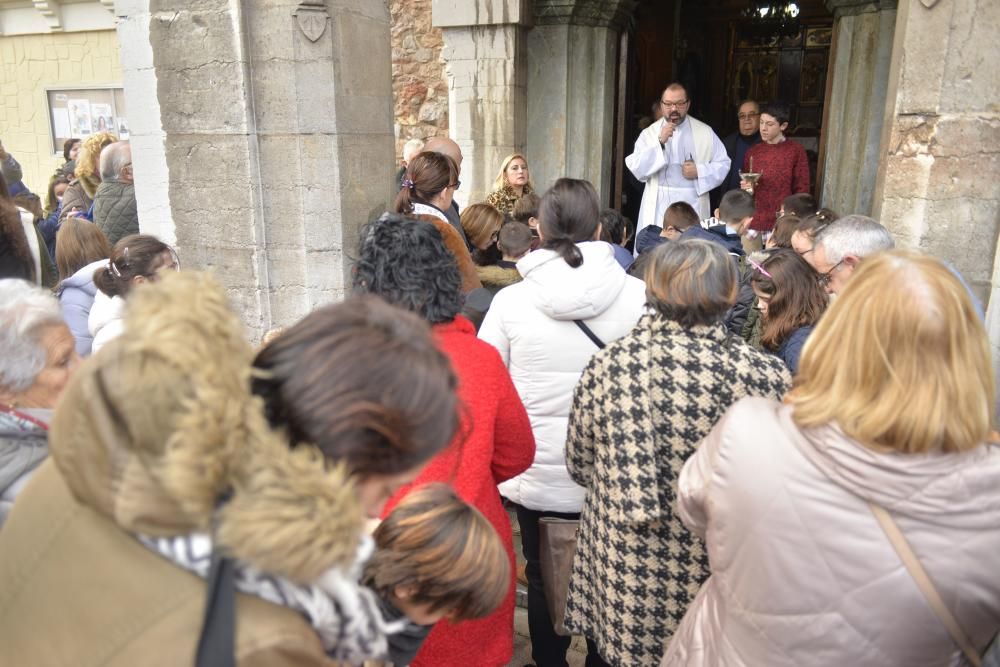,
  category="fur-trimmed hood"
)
[476,264,522,289]
[48,271,362,584]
